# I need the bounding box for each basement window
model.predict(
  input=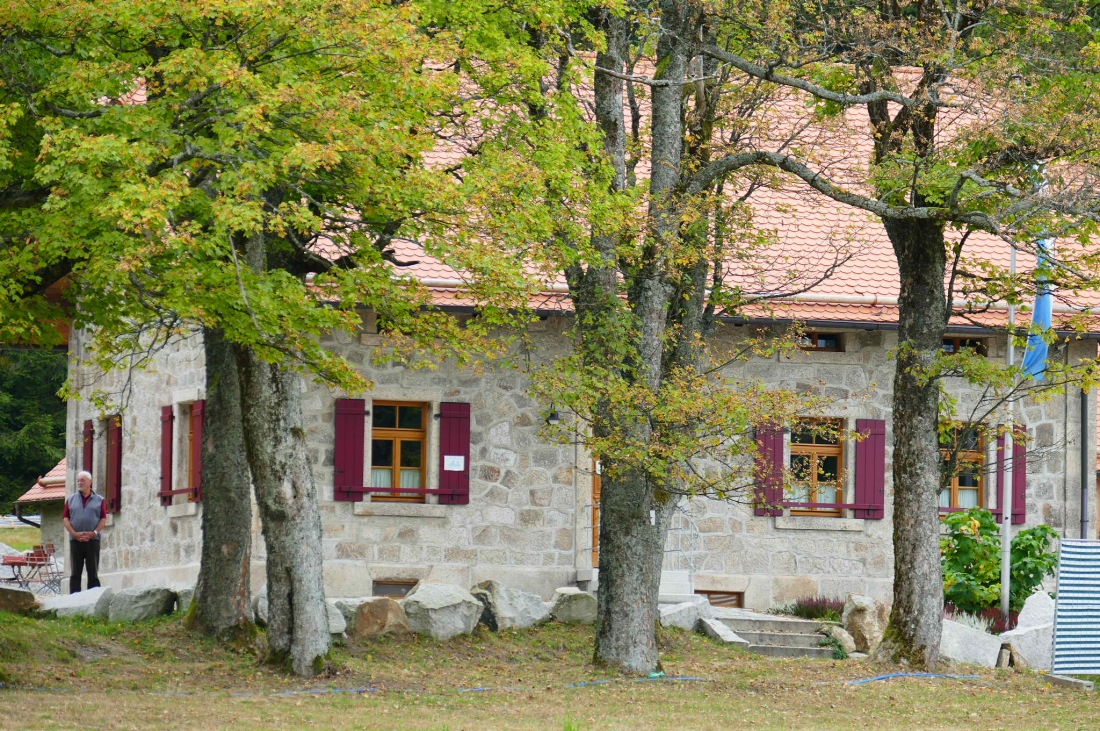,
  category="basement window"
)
[799,332,843,352]
[372,580,418,598]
